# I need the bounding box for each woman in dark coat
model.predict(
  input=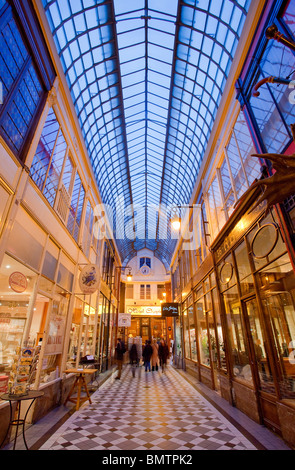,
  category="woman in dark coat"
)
[129,341,138,377]
[158,339,169,373]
